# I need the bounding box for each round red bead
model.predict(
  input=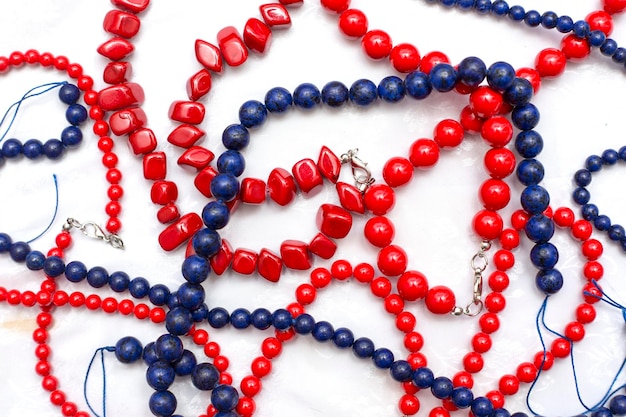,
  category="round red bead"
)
[473,209,504,241]
[389,43,421,73]
[425,286,456,314]
[338,9,368,38]
[377,245,407,276]
[535,48,567,78]
[396,270,429,301]
[382,156,413,187]
[363,184,395,215]
[433,119,464,148]
[361,29,393,60]
[409,138,440,168]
